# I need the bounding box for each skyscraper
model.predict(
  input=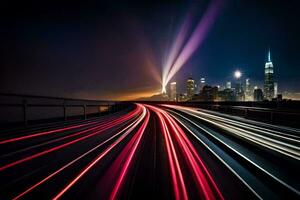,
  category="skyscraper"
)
[234,70,244,101]
[187,78,195,100]
[254,88,264,101]
[226,81,231,89]
[274,82,278,98]
[199,77,205,92]
[264,49,275,100]
[169,82,177,101]
[245,78,252,101]
[245,78,250,93]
